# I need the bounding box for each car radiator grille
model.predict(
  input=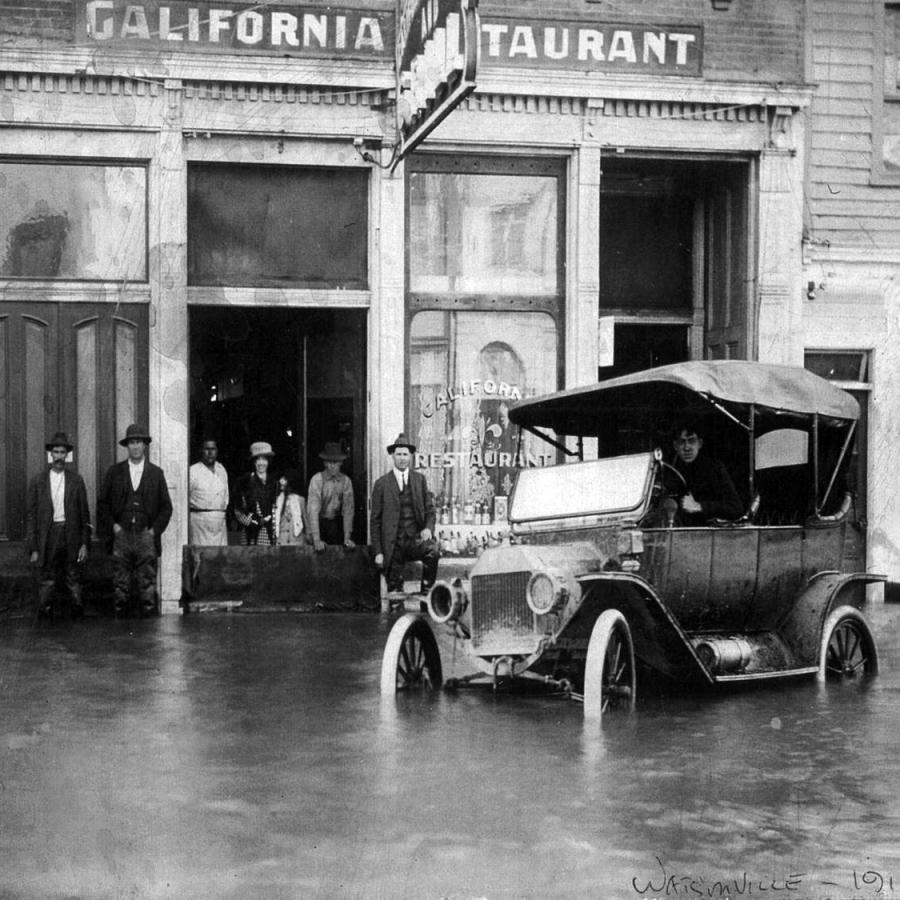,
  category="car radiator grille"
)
[470,571,532,649]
